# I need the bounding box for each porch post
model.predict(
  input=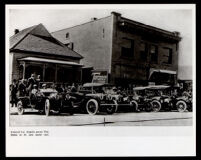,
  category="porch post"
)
[80,68,82,83]
[23,62,26,79]
[55,64,58,82]
[43,64,46,82]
